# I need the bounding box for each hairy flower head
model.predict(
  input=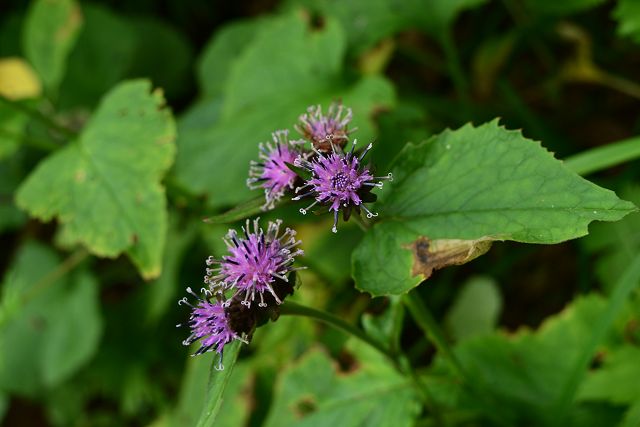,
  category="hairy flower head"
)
[204,219,304,307]
[247,130,305,210]
[295,103,355,152]
[293,140,392,232]
[178,288,246,369]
